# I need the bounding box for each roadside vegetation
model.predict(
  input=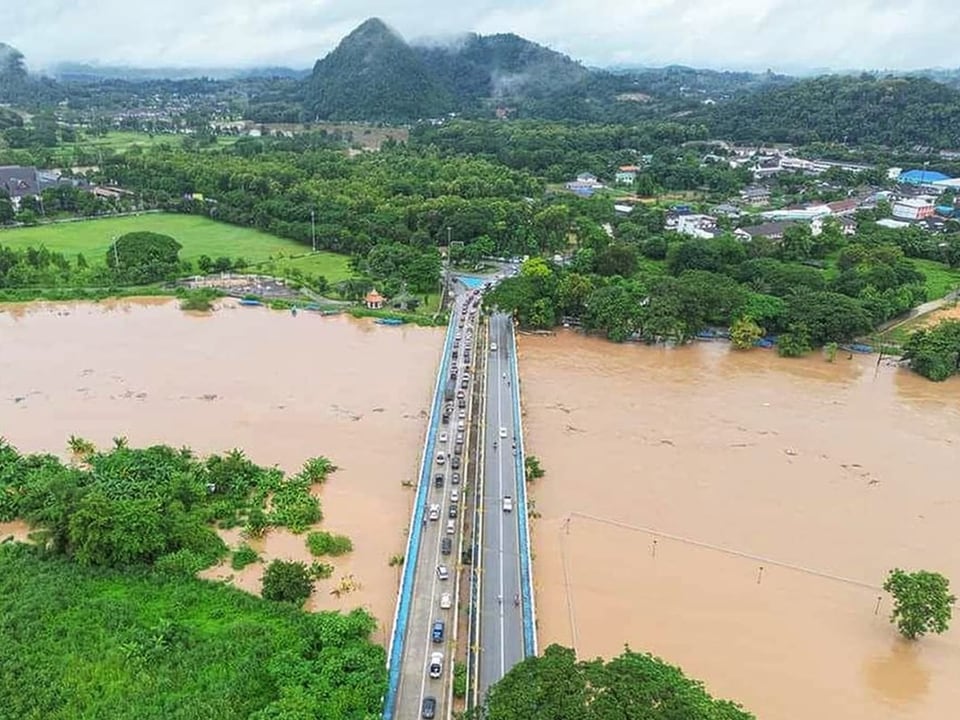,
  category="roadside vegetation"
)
[473,644,754,719]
